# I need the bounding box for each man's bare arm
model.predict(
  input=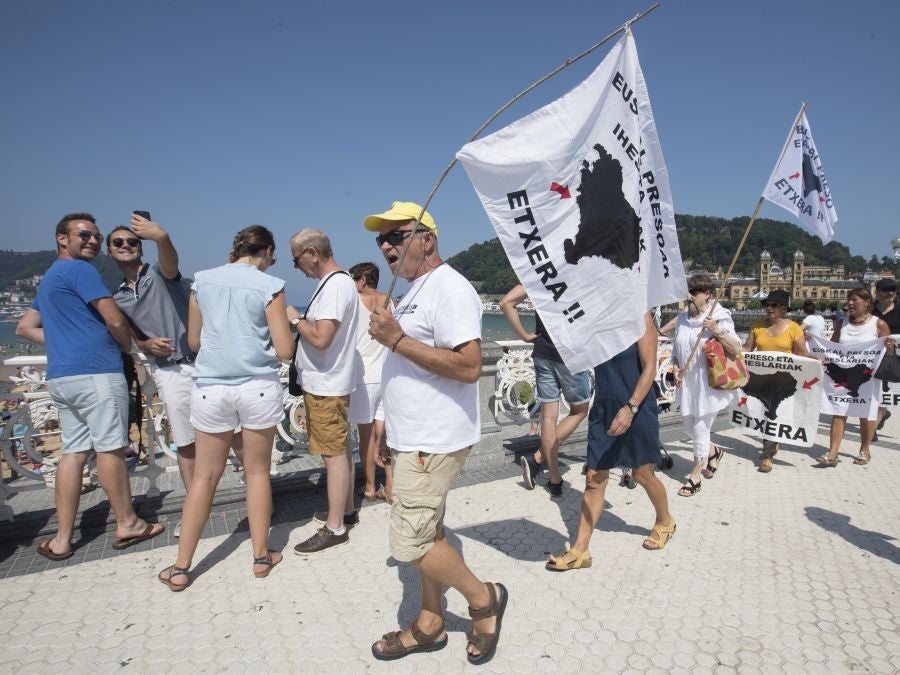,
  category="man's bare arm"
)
[369,305,481,383]
[131,215,179,280]
[92,297,133,352]
[16,309,44,345]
